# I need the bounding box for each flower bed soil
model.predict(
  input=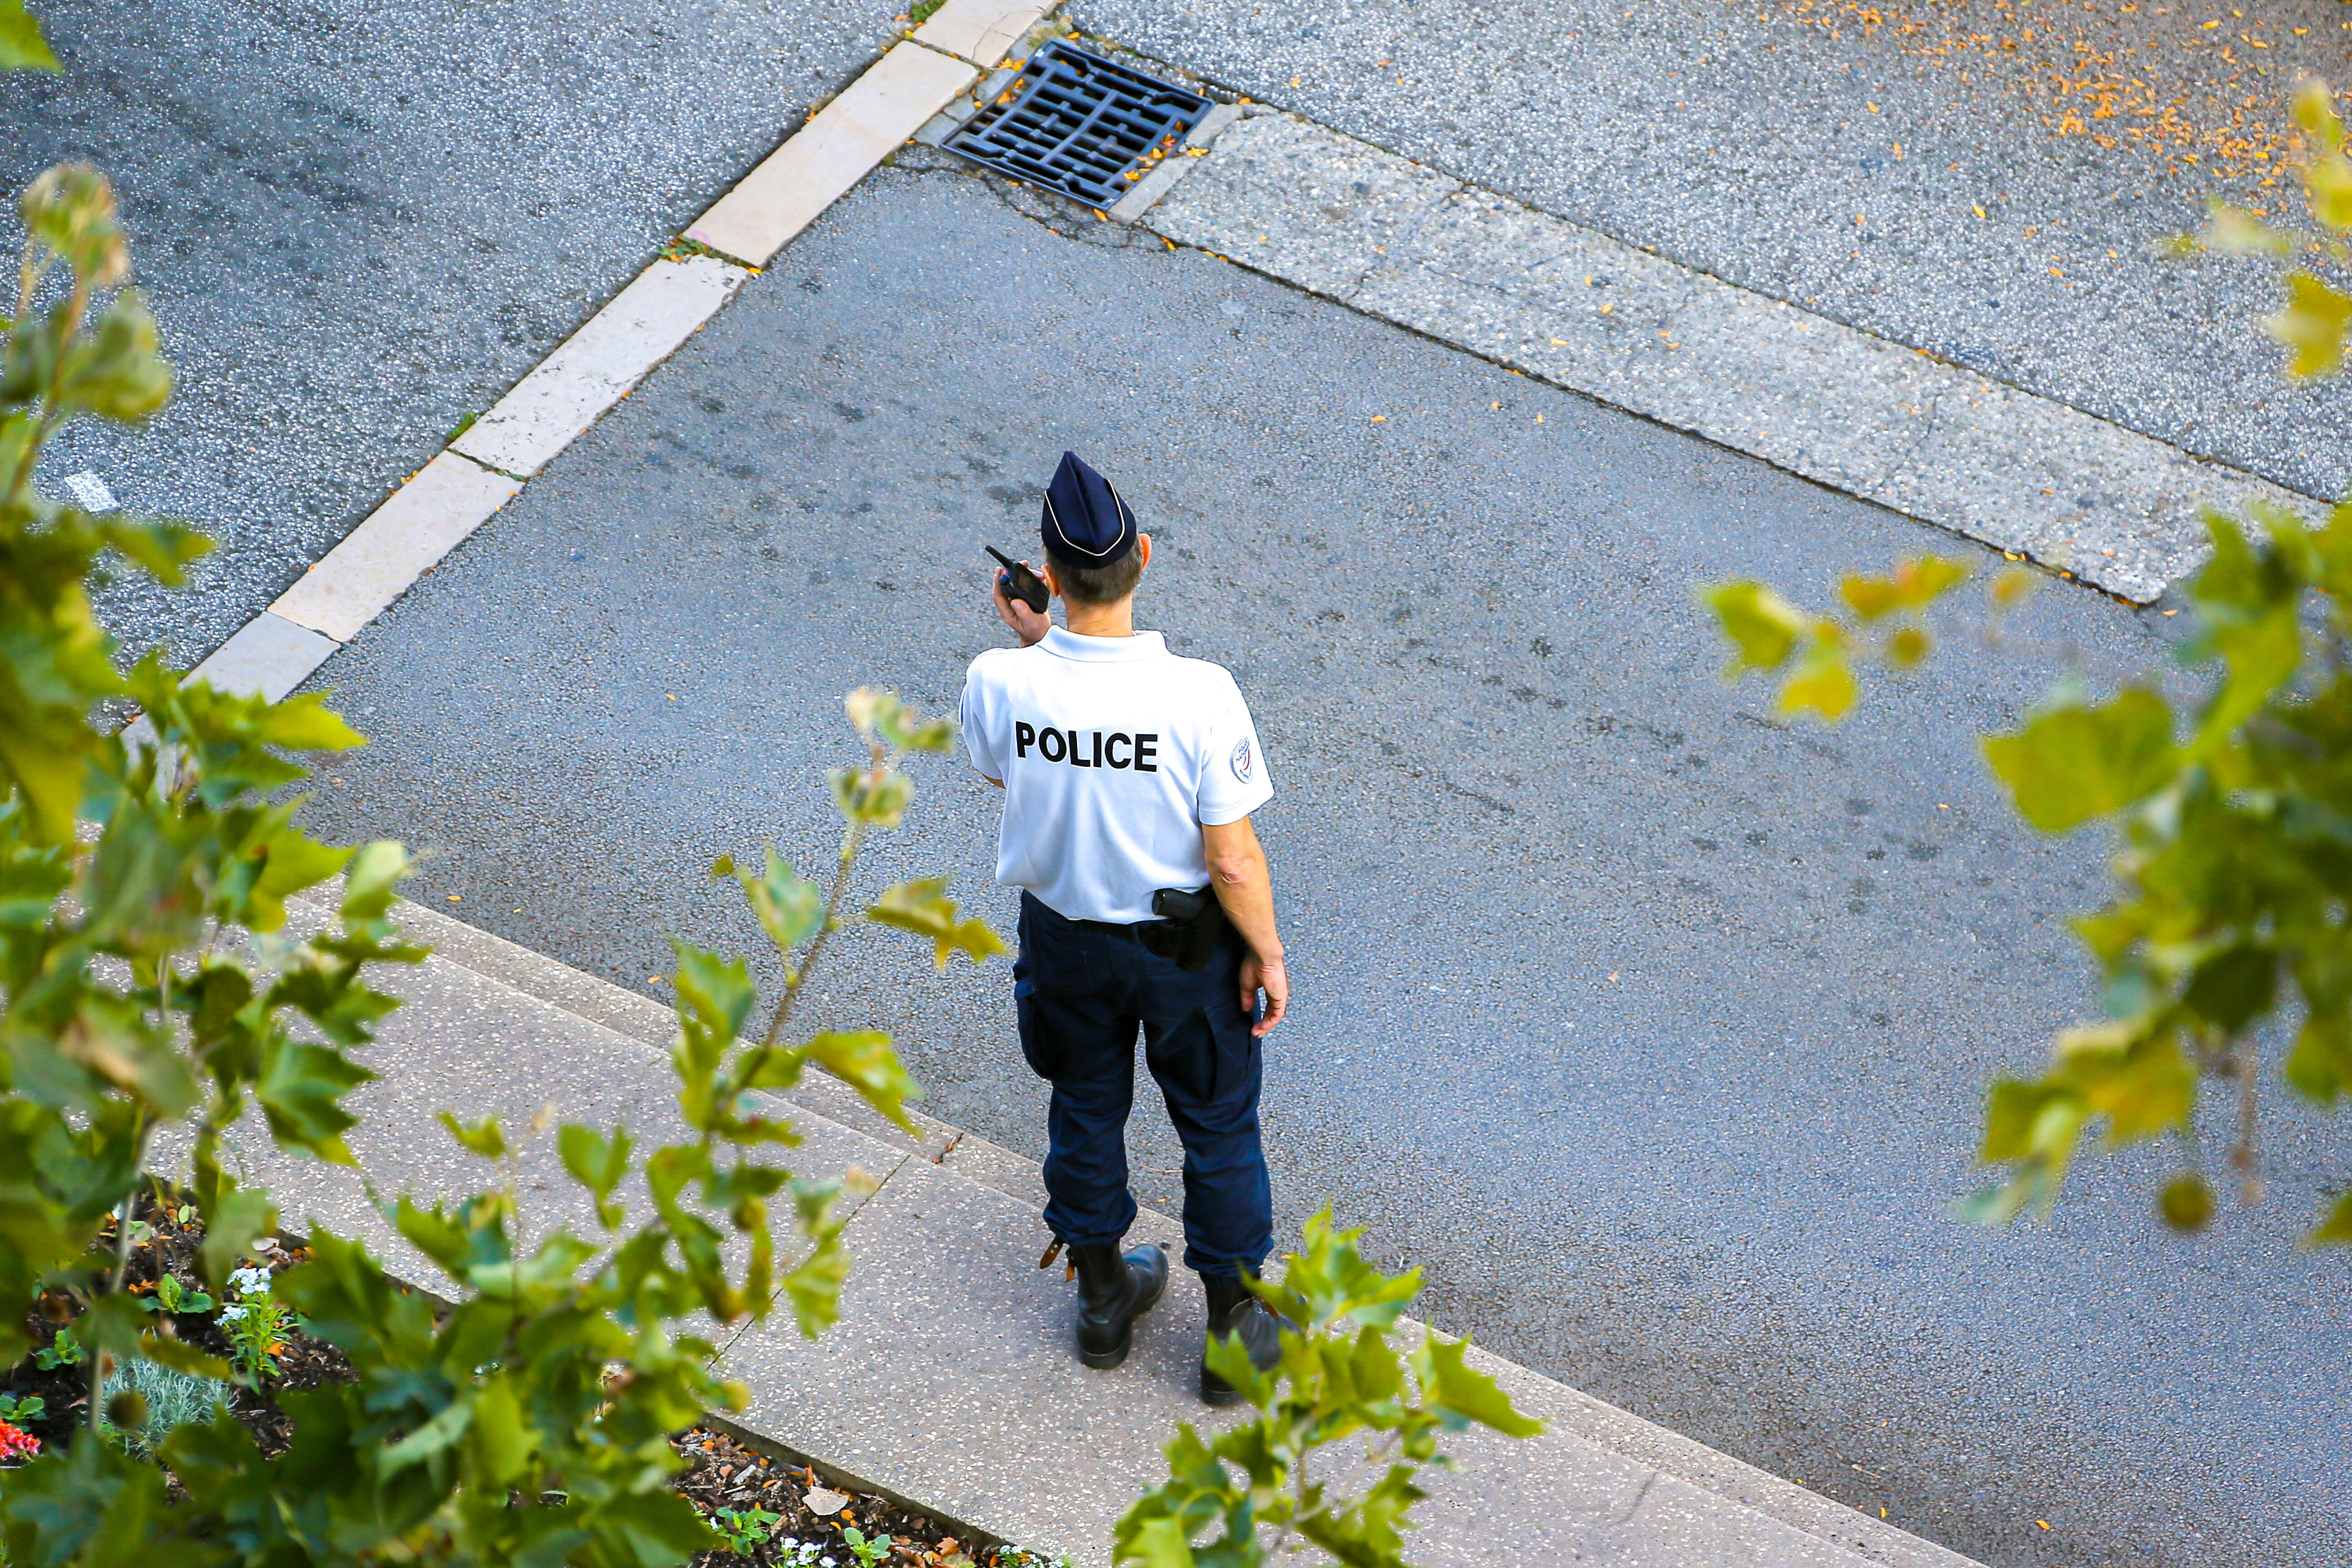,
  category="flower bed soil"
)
[0,1190,1056,1568]
[2,1192,350,1460]
[672,1424,1061,1568]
